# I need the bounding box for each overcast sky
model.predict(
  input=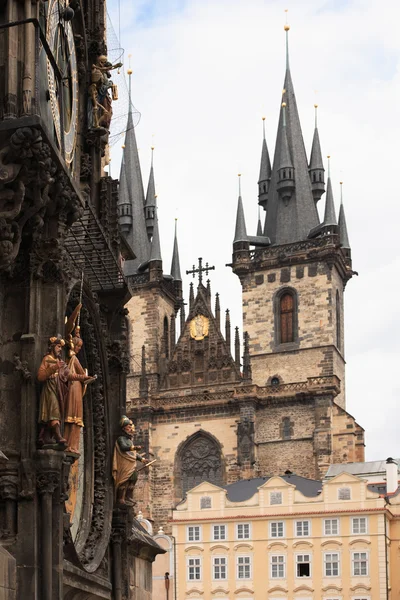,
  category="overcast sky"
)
[107,0,400,462]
